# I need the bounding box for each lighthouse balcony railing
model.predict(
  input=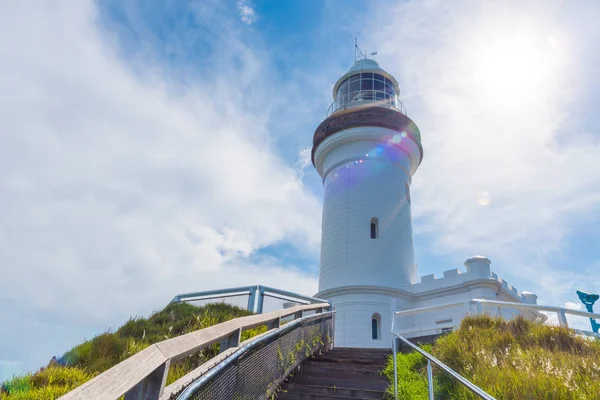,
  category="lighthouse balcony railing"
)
[326,89,406,118]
